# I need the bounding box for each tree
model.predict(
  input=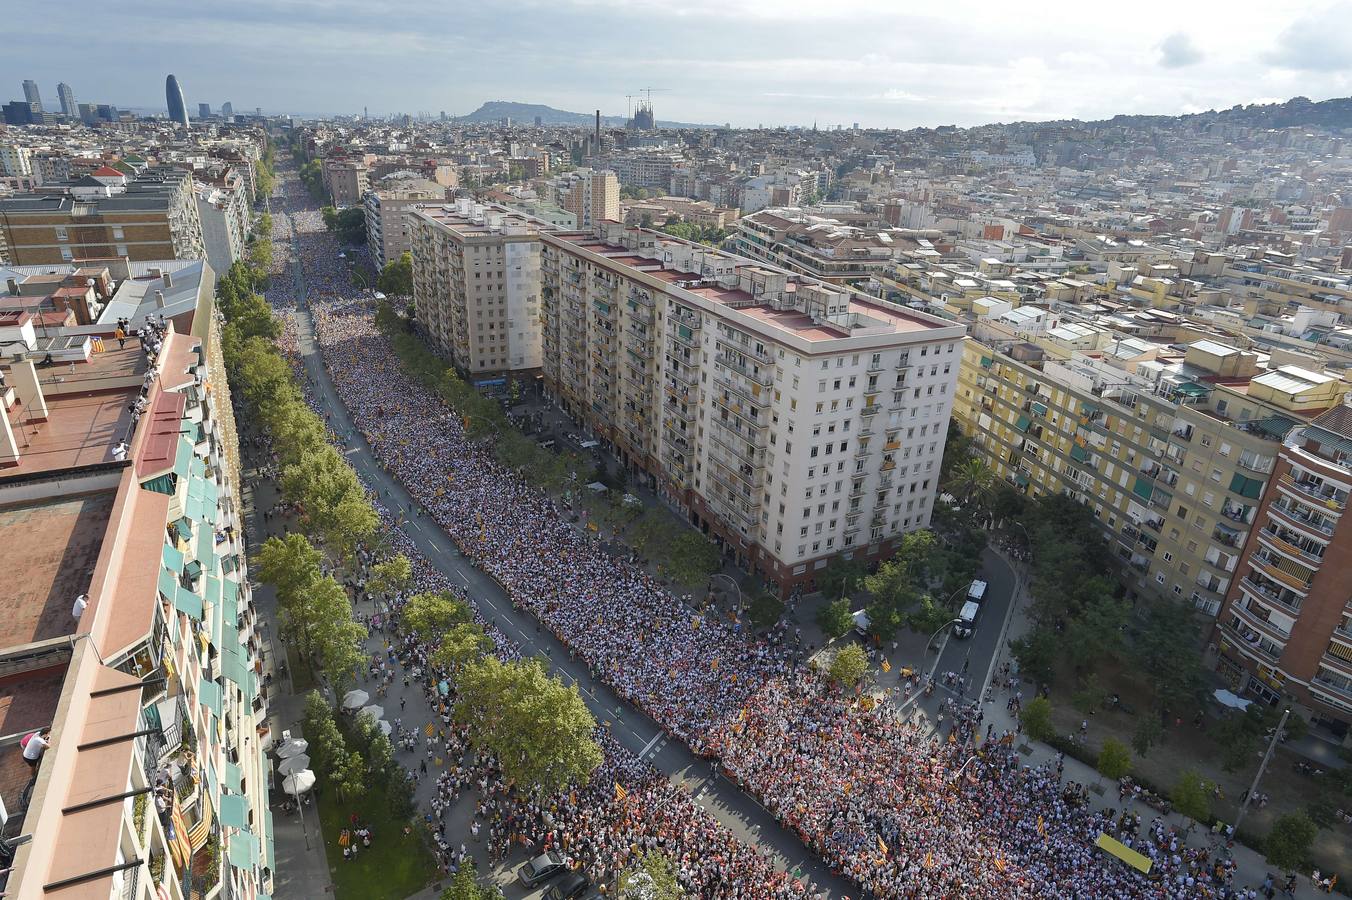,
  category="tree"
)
[1020,696,1055,742]
[402,591,472,640]
[368,554,412,600]
[440,860,505,900]
[1136,600,1205,713]
[256,533,322,605]
[1264,812,1317,872]
[453,656,603,795]
[333,750,368,802]
[1096,738,1132,783]
[945,458,995,509]
[1010,625,1057,687]
[302,691,347,780]
[1064,595,1128,671]
[827,644,869,687]
[430,623,495,670]
[817,556,865,600]
[746,592,784,628]
[333,207,367,244]
[378,251,413,297]
[619,851,684,899]
[1072,672,1108,716]
[816,598,854,640]
[304,576,367,687]
[1170,769,1214,824]
[663,531,721,586]
[1132,715,1164,758]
